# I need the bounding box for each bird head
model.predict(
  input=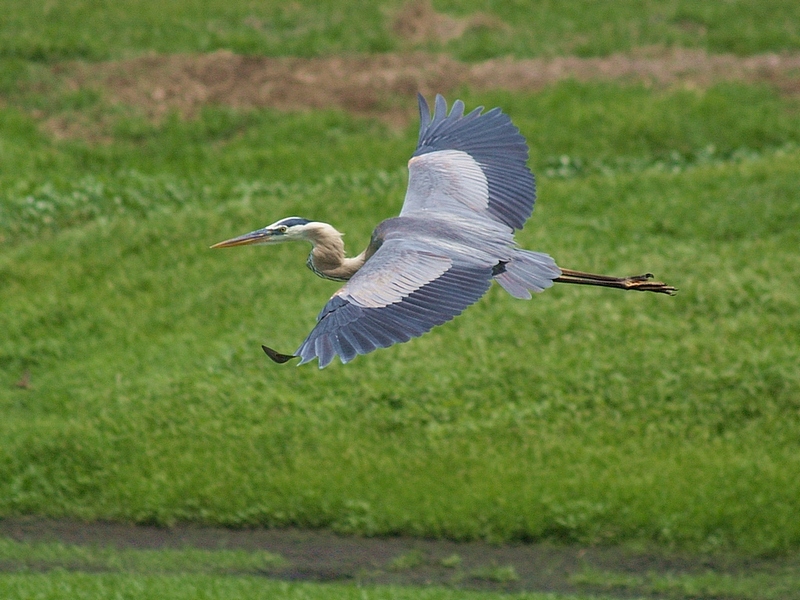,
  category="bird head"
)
[211,217,314,248]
